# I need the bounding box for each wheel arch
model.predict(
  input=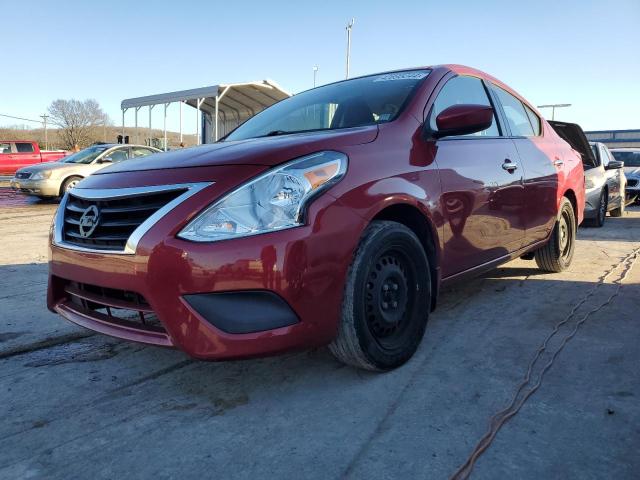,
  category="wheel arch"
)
[370,202,440,311]
[562,188,578,227]
[59,175,84,196]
